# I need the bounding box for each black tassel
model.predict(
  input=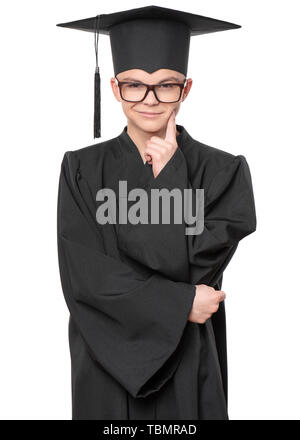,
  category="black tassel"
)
[94,15,101,138]
[94,66,101,138]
